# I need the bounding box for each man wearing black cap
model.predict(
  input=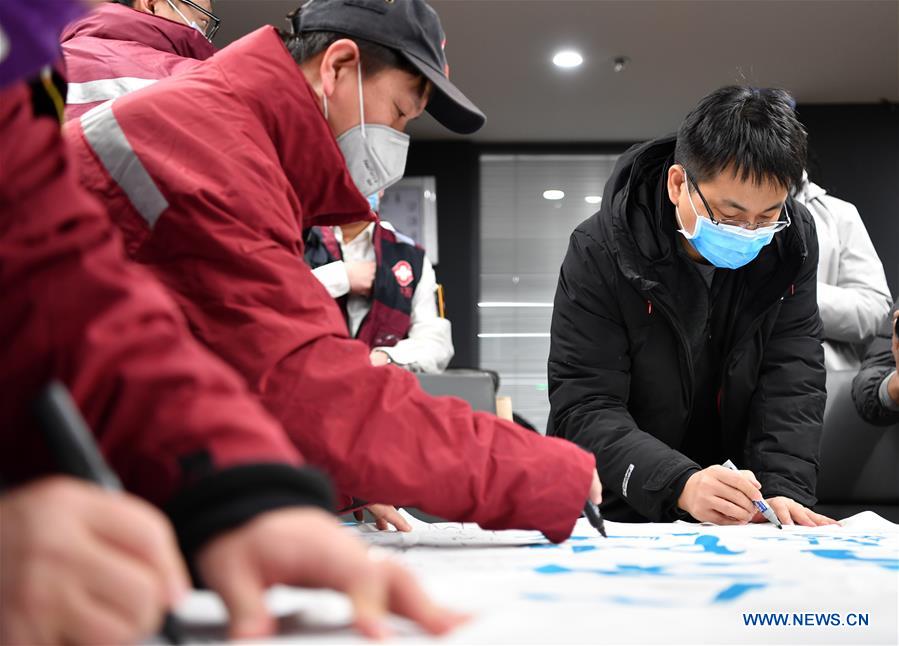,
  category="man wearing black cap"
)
[66,0,601,547]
